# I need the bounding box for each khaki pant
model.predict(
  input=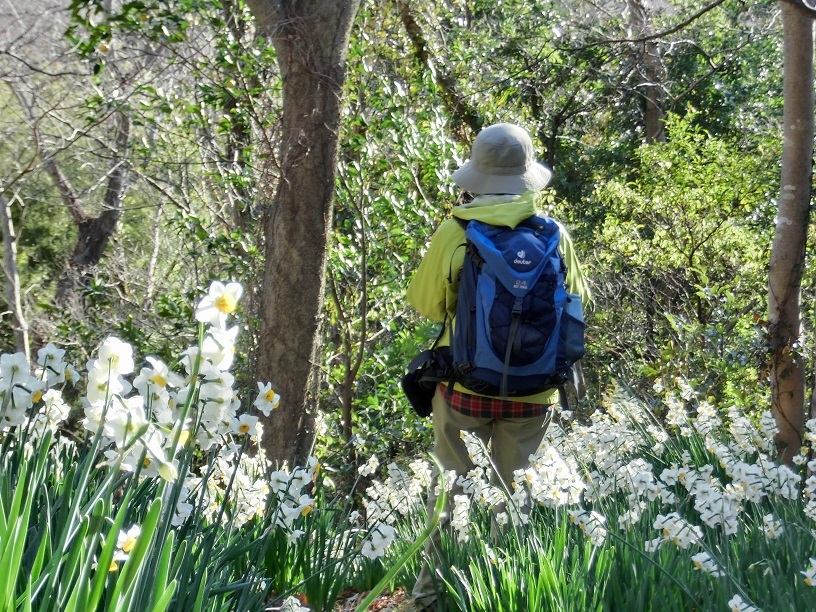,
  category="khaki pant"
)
[412,386,550,603]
